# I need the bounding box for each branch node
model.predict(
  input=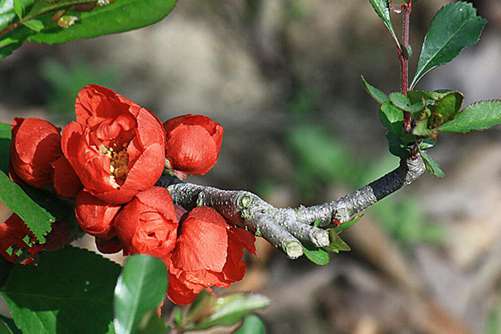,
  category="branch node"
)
[285,241,303,259]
